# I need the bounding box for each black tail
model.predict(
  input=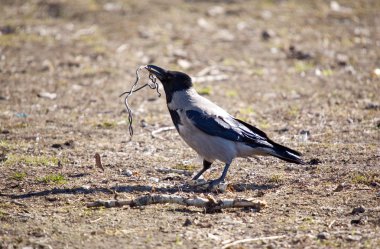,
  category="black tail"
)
[267,140,305,165]
[233,118,304,164]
